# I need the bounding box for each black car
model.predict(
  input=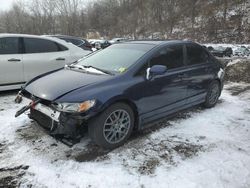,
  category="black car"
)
[50,35,92,51]
[208,46,233,57]
[16,40,224,149]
